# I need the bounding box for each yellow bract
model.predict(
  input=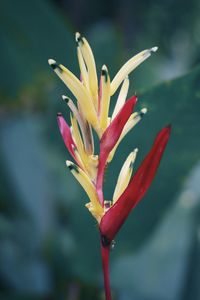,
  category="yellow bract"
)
[113,149,138,203]
[66,161,103,223]
[77,47,89,90]
[76,32,98,111]
[110,47,158,95]
[112,76,129,120]
[99,65,111,131]
[107,108,147,162]
[48,59,99,132]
